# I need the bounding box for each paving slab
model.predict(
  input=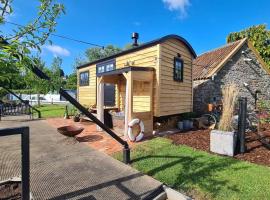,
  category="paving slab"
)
[0,119,161,199]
